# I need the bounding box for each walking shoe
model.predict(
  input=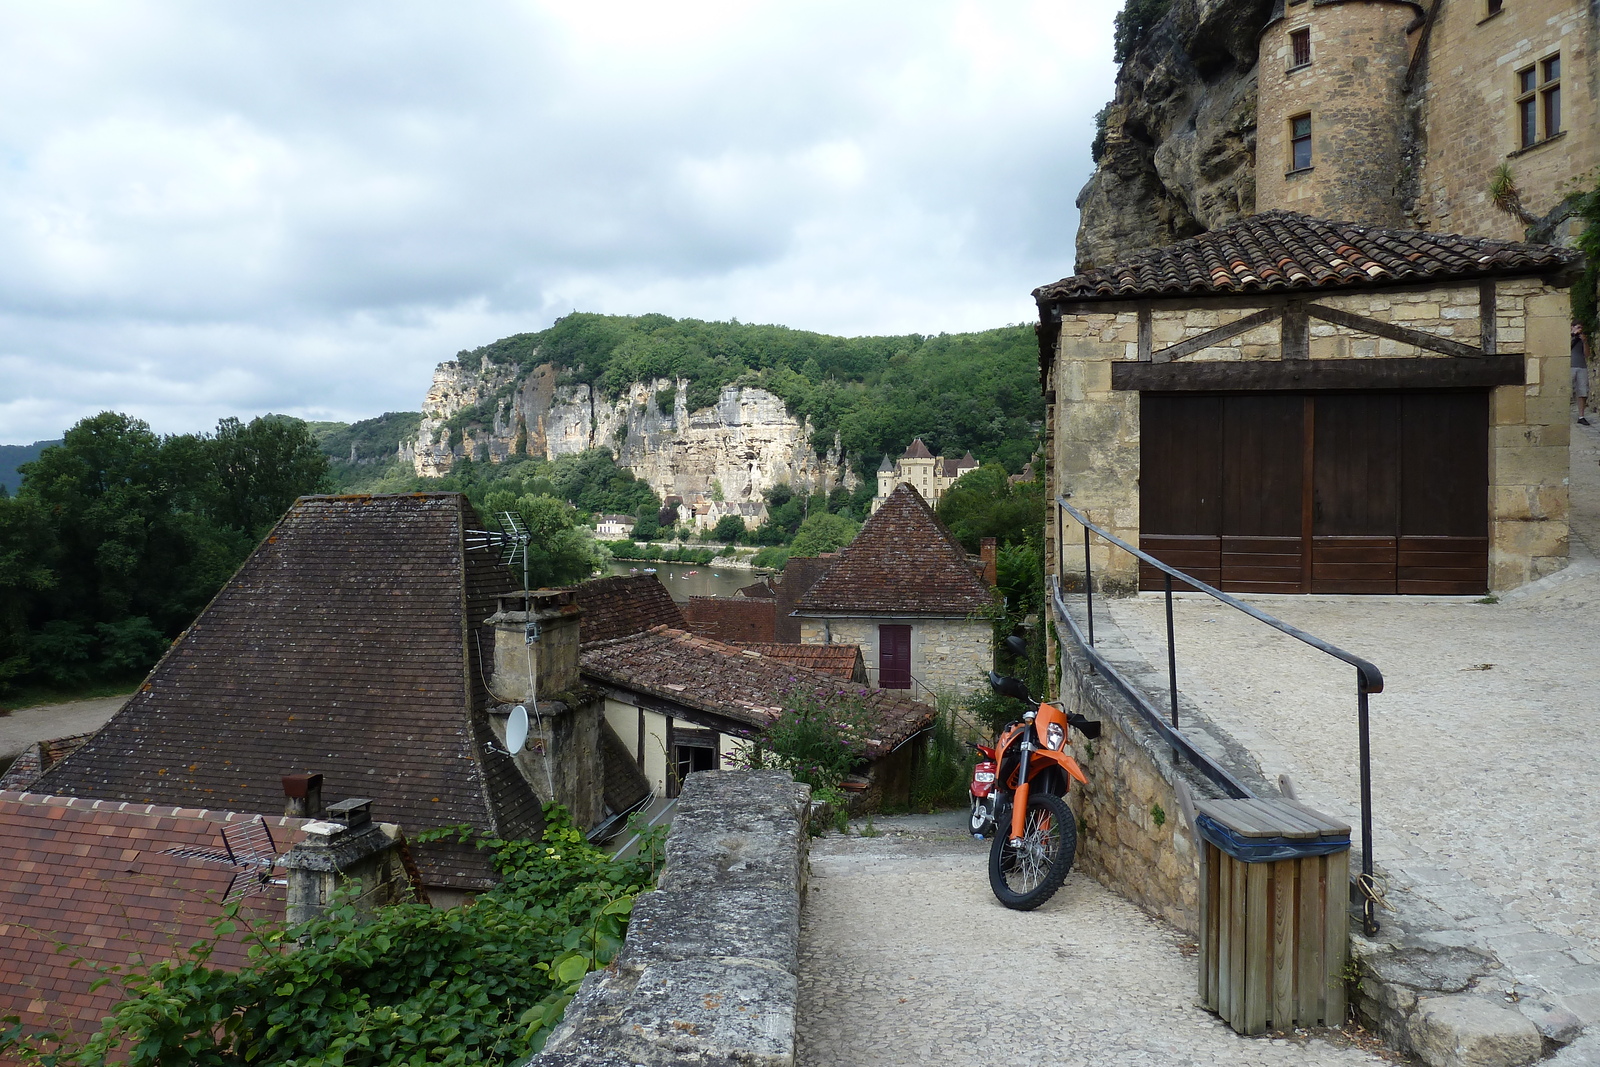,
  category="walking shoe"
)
[1581,417,1592,426]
